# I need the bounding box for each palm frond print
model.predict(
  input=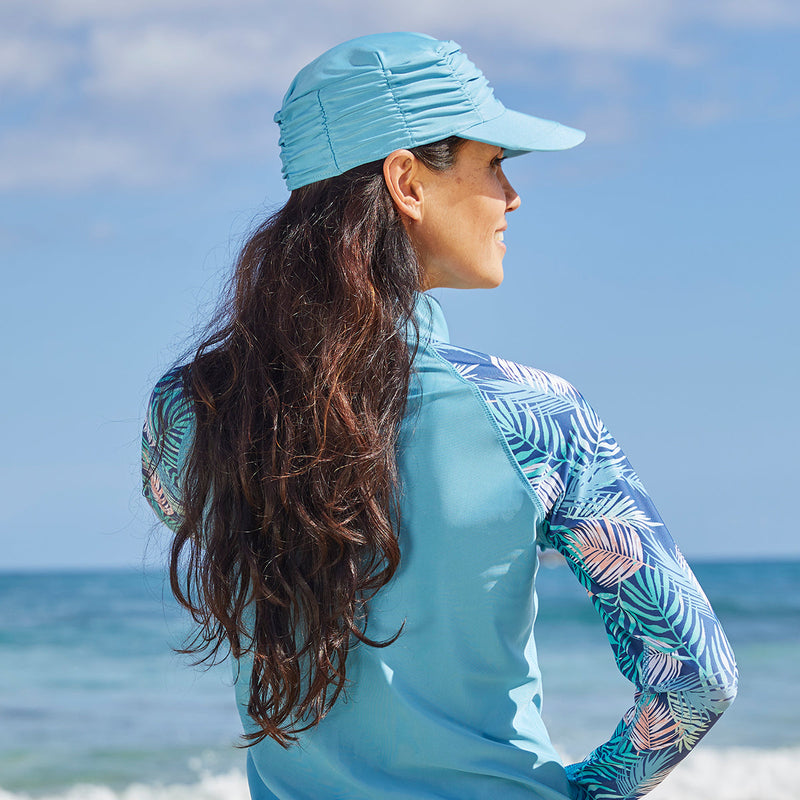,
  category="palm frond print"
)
[641,645,684,688]
[627,694,680,751]
[148,470,177,518]
[561,518,645,585]
[490,355,581,400]
[563,491,660,535]
[141,367,193,531]
[435,341,738,800]
[529,468,564,512]
[612,750,675,799]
